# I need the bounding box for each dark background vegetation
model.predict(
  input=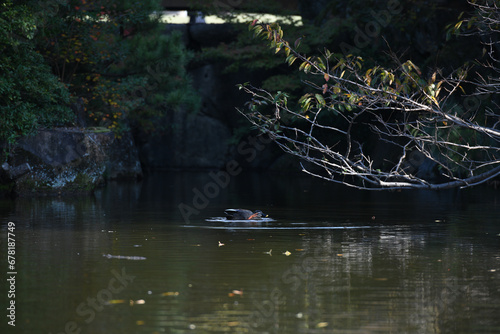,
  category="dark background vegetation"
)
[0,0,486,172]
